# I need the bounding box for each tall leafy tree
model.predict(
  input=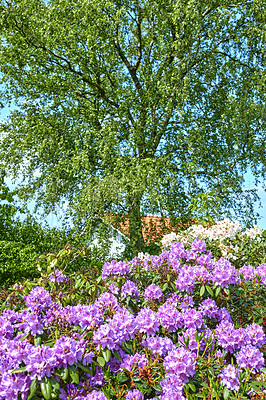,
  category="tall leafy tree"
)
[0,0,265,254]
